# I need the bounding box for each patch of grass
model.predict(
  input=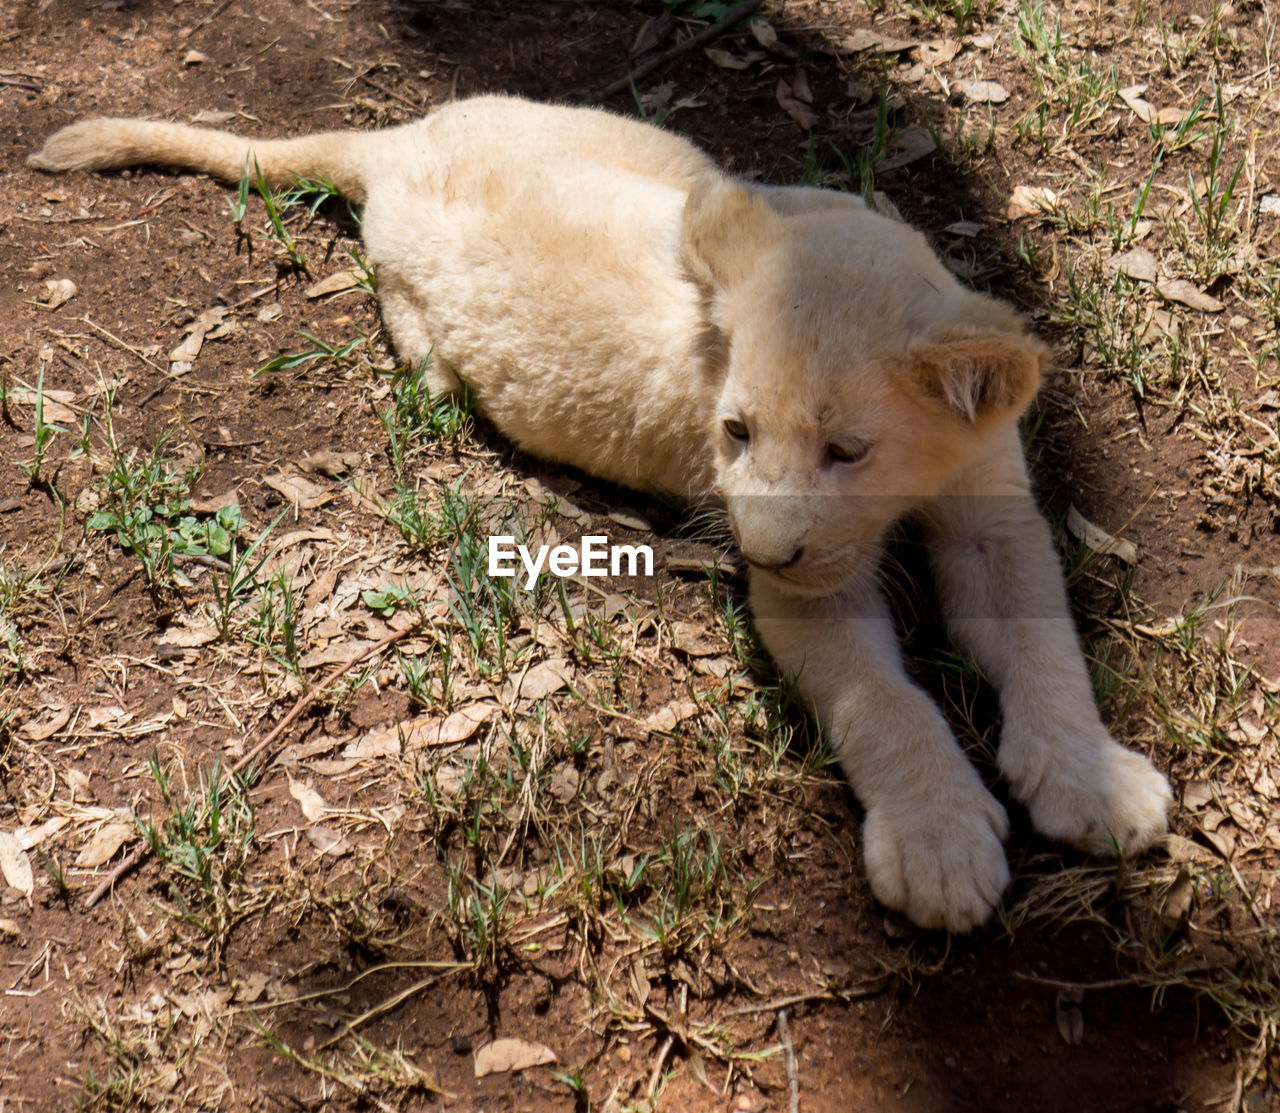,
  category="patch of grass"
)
[84,408,223,595]
[137,752,260,955]
[254,329,366,377]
